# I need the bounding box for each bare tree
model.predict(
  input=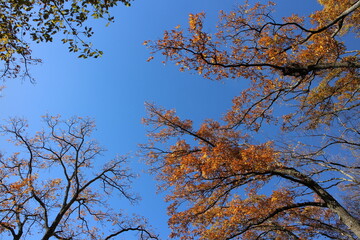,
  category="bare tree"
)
[0,115,158,240]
